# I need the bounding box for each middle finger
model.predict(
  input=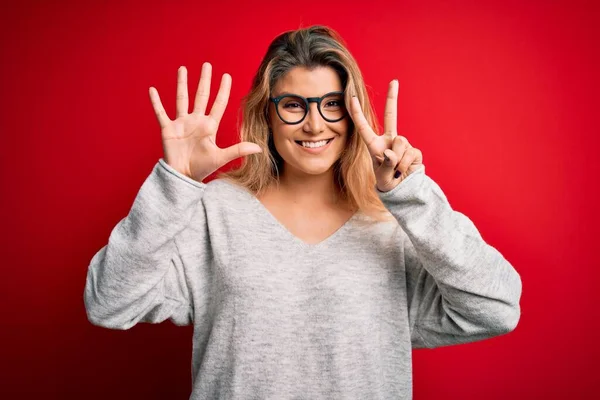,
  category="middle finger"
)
[176,66,189,118]
[194,62,212,115]
[383,80,398,138]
